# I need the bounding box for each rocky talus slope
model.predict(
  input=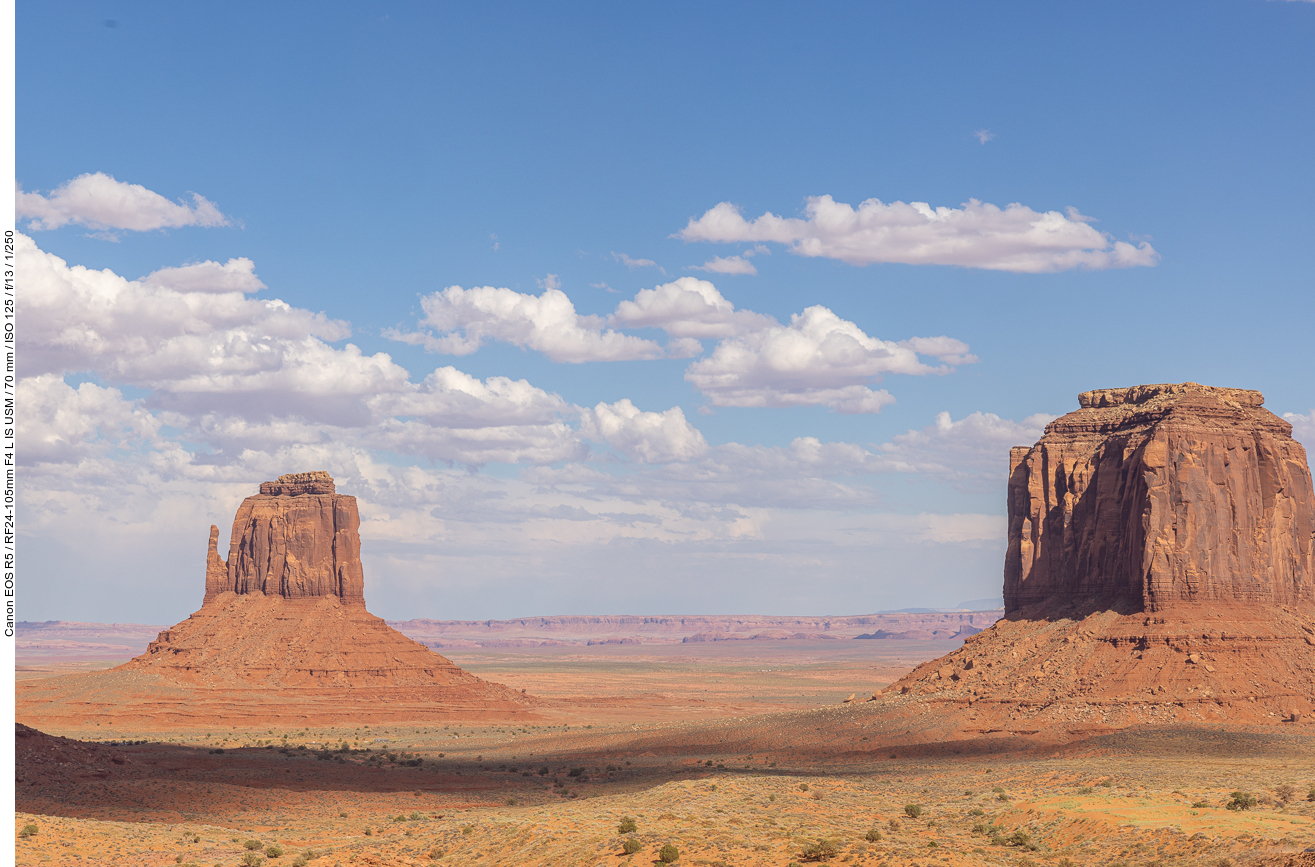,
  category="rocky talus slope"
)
[883,384,1315,738]
[17,472,535,727]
